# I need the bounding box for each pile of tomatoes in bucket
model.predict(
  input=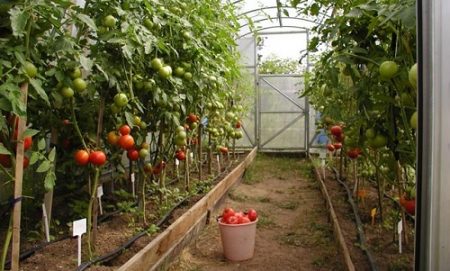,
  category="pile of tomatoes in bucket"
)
[219,207,258,224]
